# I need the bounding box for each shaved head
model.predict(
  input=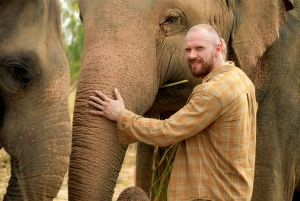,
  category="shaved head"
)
[187,24,222,45]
